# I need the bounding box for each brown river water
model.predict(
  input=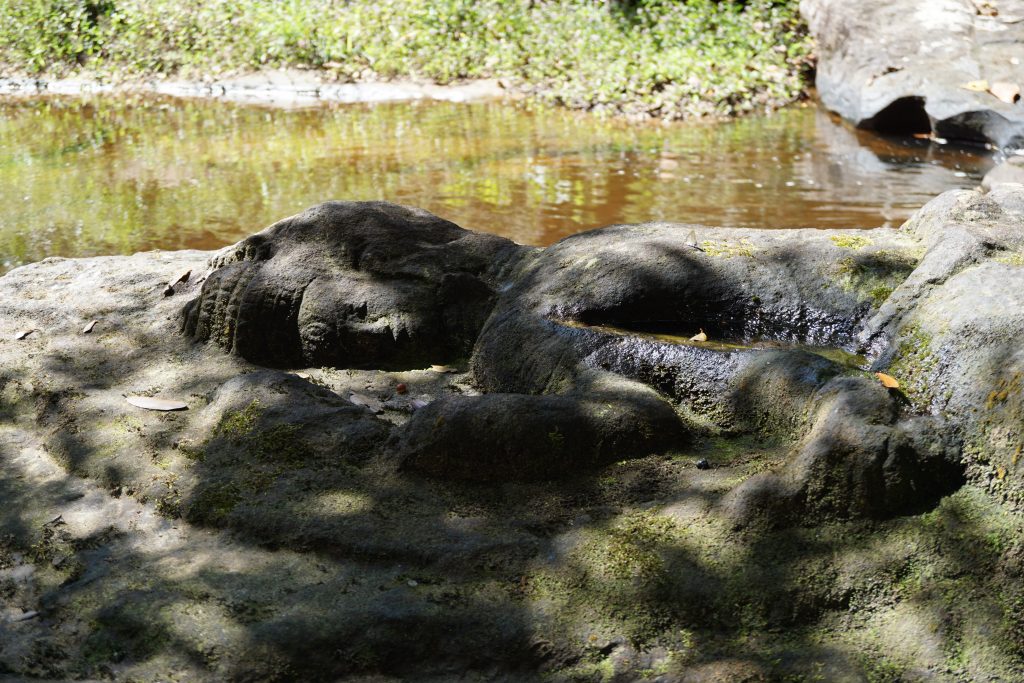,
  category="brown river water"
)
[0,94,993,274]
